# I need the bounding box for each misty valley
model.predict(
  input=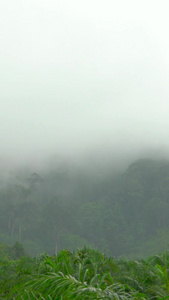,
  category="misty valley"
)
[1,158,169,298]
[2,0,169,297]
[1,158,169,258]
